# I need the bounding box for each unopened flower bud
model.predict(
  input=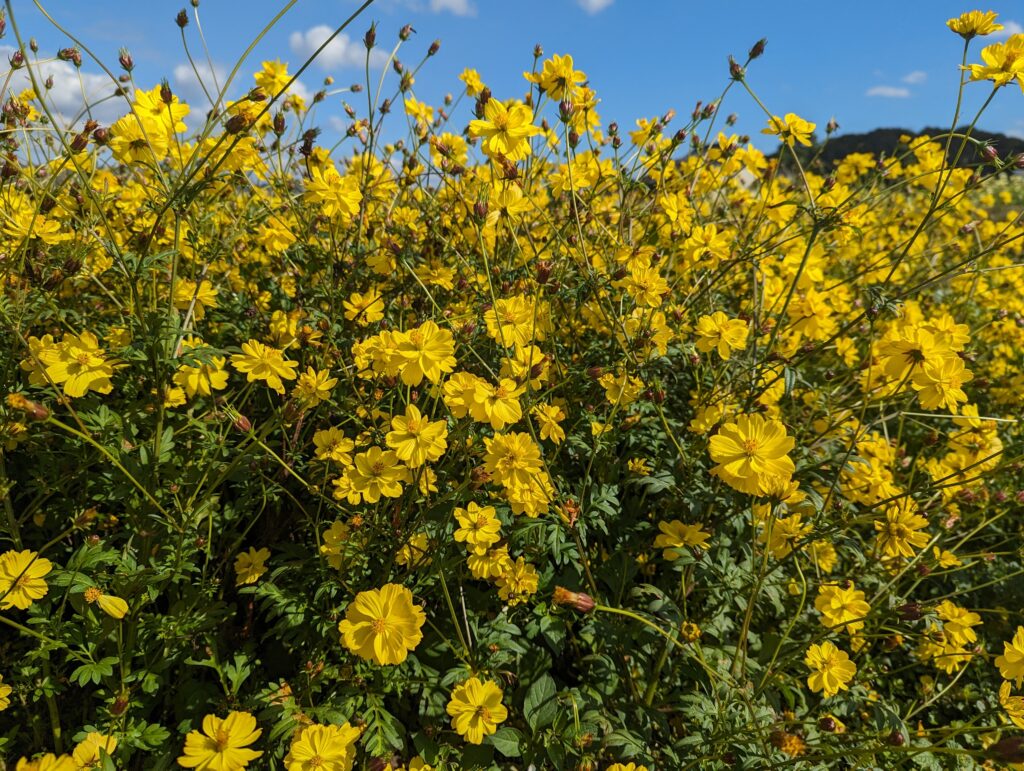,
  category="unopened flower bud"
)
[175,9,189,28]
[9,49,23,68]
[552,586,595,613]
[399,24,414,41]
[728,56,744,80]
[428,39,440,56]
[473,200,488,221]
[981,144,998,162]
[364,23,377,49]
[118,48,134,72]
[5,393,49,421]
[232,414,252,433]
[748,38,767,59]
